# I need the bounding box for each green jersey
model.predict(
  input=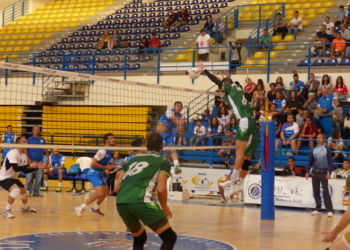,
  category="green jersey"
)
[117,151,171,204]
[223,82,253,119]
